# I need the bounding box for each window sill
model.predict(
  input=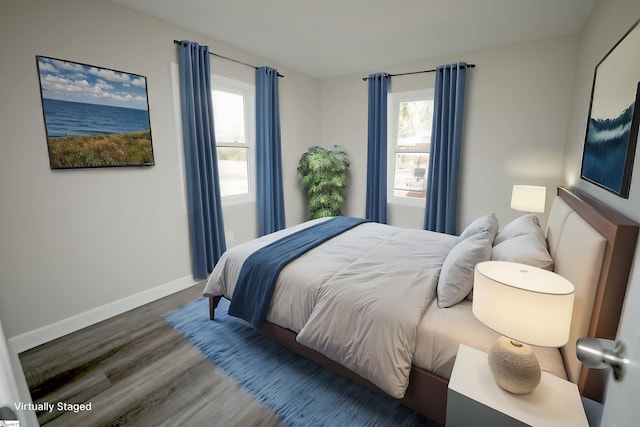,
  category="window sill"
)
[388,198,426,208]
[222,195,256,207]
